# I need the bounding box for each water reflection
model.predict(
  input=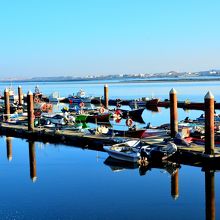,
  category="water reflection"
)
[1,137,218,219]
[104,156,217,220]
[205,169,215,220]
[28,141,37,182]
[171,169,179,200]
[6,136,12,161]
